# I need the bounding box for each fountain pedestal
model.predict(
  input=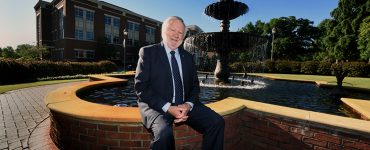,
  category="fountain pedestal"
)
[214,53,230,84]
[184,0,267,85]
